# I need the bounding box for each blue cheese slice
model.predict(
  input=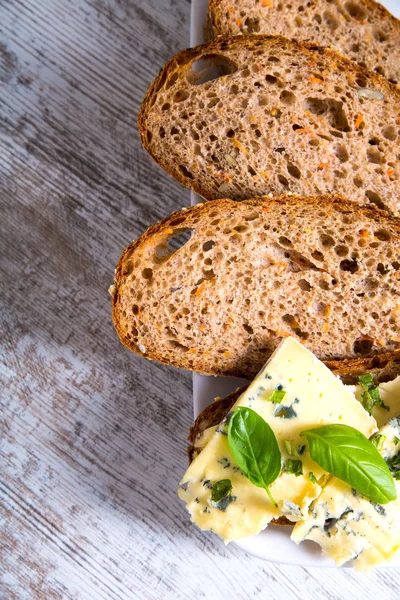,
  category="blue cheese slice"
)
[178,337,377,542]
[291,417,400,571]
